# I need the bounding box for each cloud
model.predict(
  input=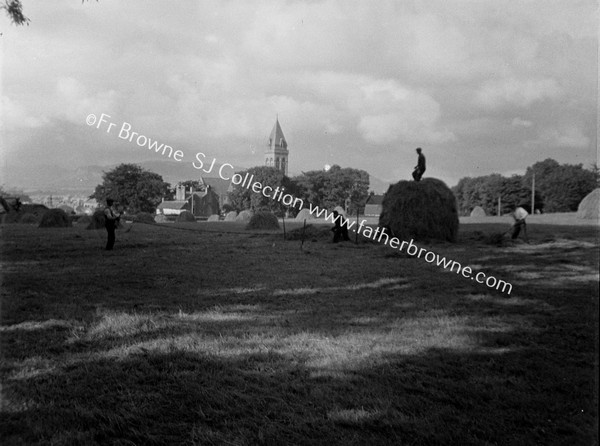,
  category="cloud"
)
[539,125,591,149]
[475,77,563,109]
[511,118,534,128]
